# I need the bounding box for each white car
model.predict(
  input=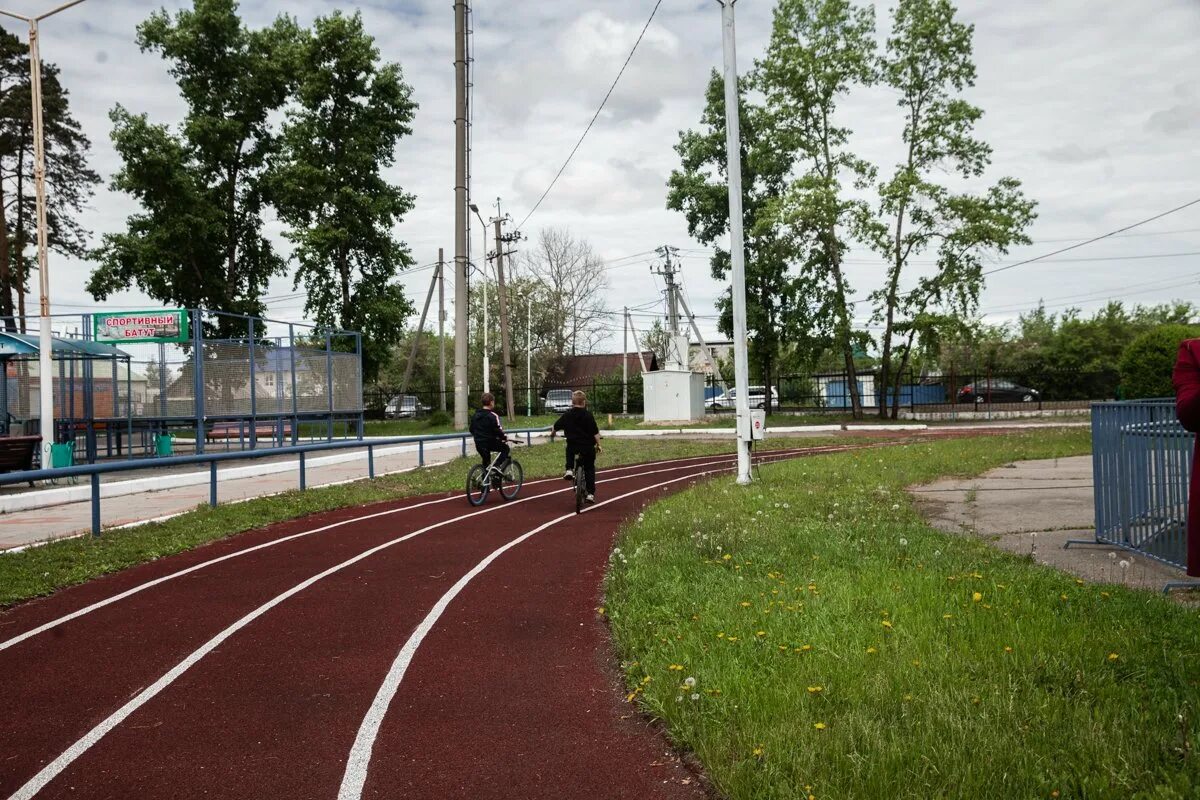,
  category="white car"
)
[385,395,431,419]
[543,389,574,413]
[708,386,778,410]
